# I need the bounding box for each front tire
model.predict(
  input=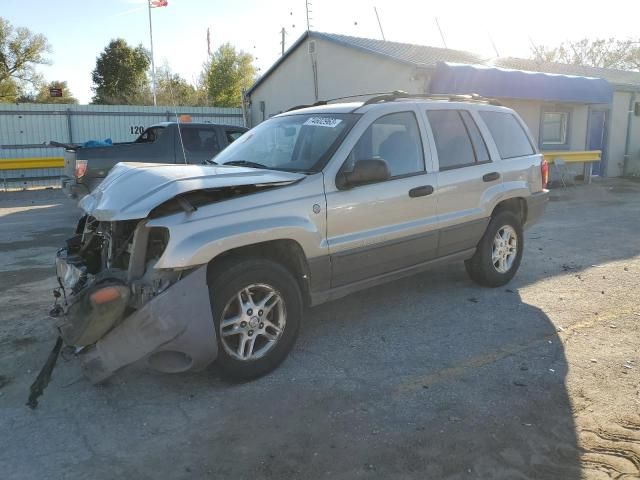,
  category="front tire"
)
[208,258,302,380]
[465,210,523,287]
